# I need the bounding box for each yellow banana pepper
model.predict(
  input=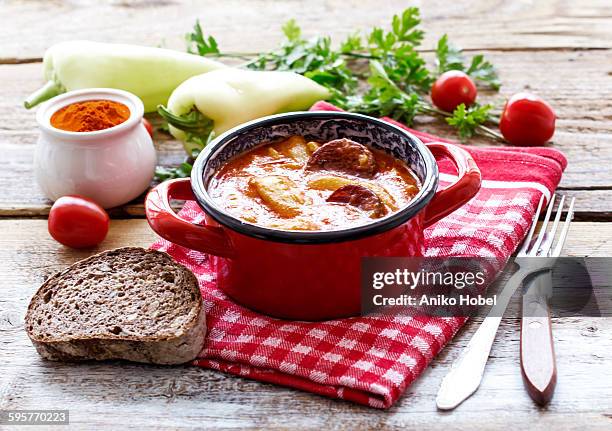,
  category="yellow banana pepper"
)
[24,41,226,111]
[159,68,330,155]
